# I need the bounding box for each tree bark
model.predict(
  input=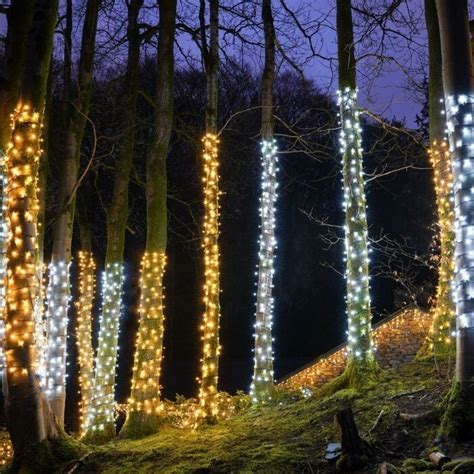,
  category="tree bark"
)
[4,0,59,466]
[197,0,222,423]
[85,0,143,443]
[120,0,176,439]
[252,0,277,404]
[424,0,456,356]
[336,0,376,373]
